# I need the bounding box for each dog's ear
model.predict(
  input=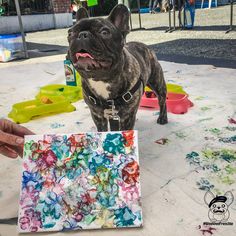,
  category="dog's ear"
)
[108,4,130,37]
[224,191,234,206]
[76,7,89,22]
[204,191,215,206]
